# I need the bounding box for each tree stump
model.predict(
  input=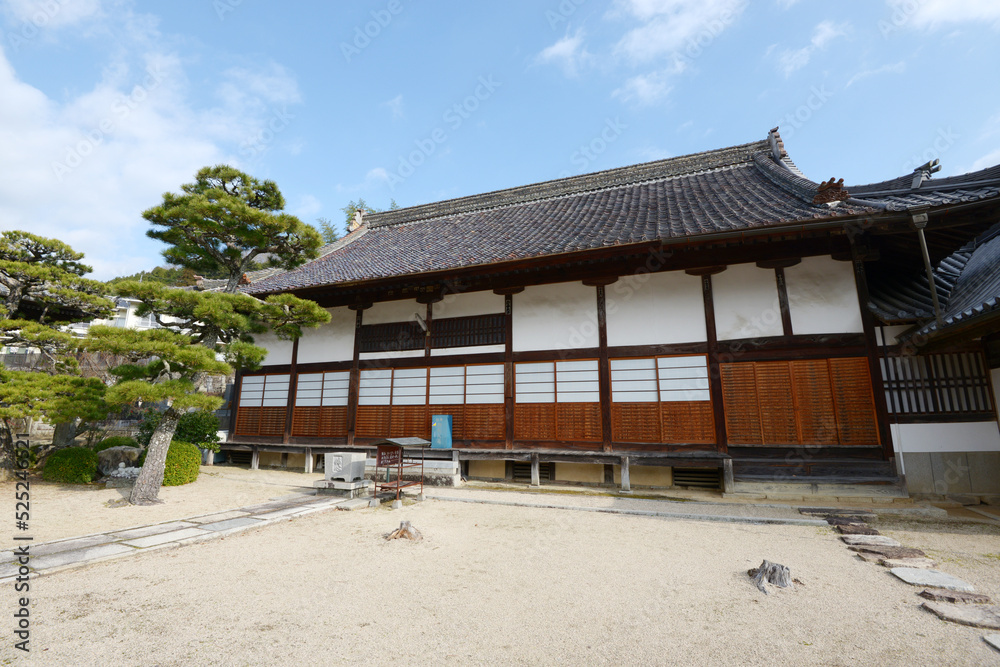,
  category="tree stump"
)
[748,560,793,594]
[386,520,422,541]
